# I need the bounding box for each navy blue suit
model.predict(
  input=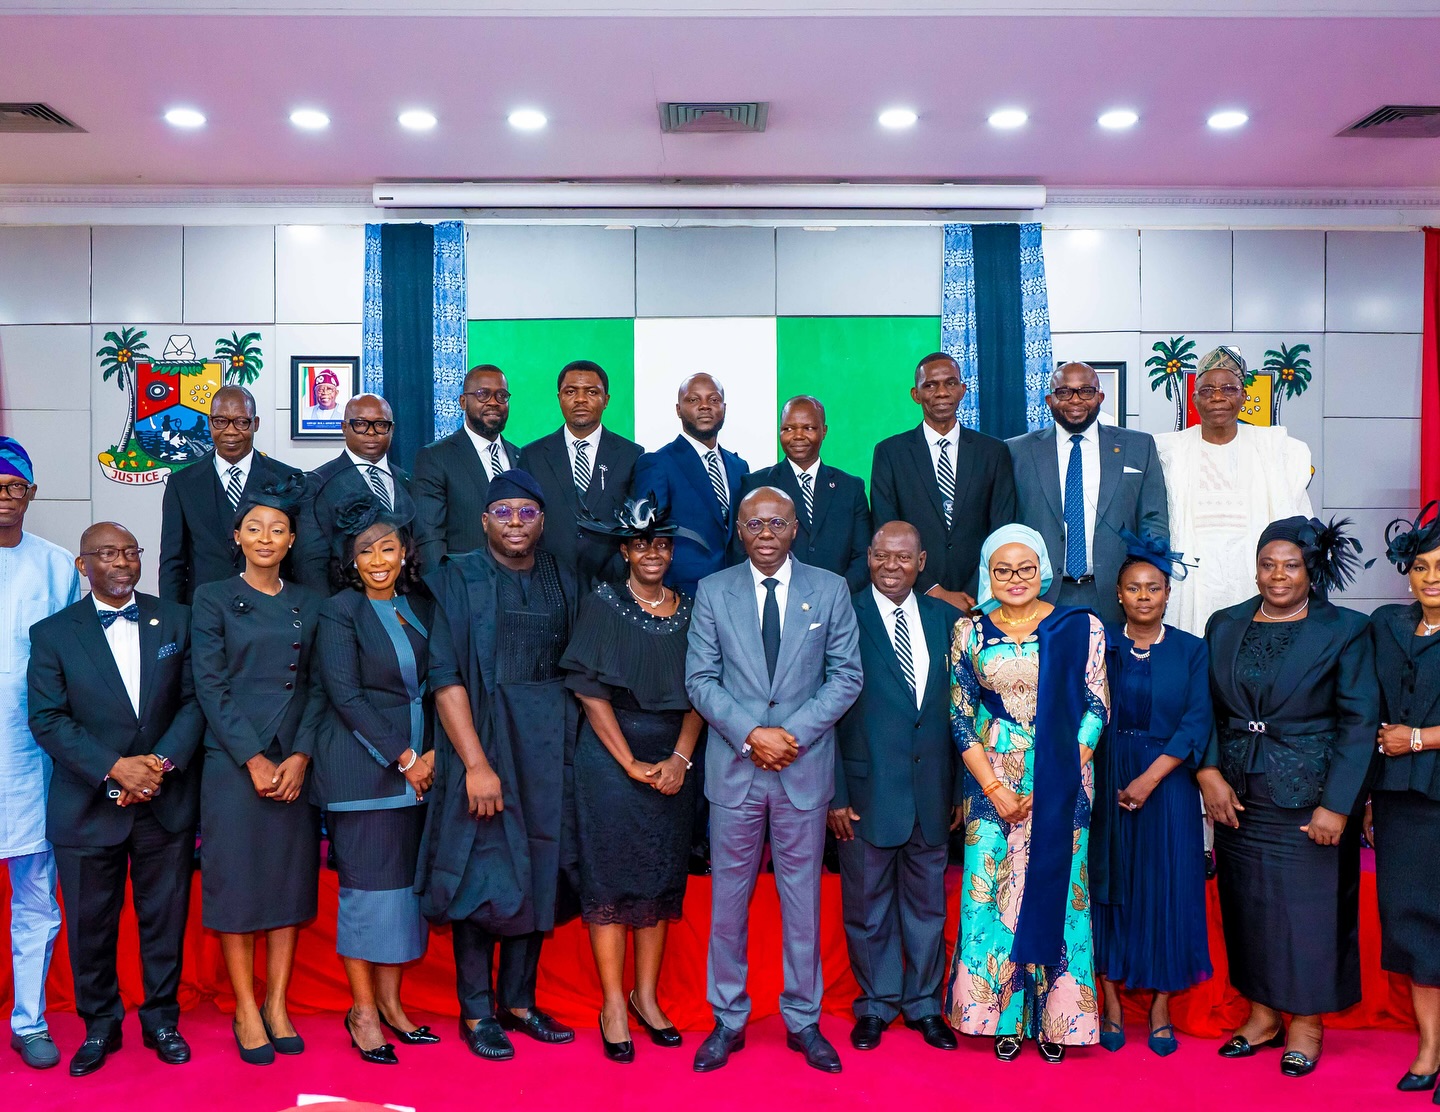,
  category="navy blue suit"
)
[632,435,748,597]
